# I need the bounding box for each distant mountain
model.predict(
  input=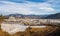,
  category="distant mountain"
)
[44,13,60,19]
[7,14,47,19]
